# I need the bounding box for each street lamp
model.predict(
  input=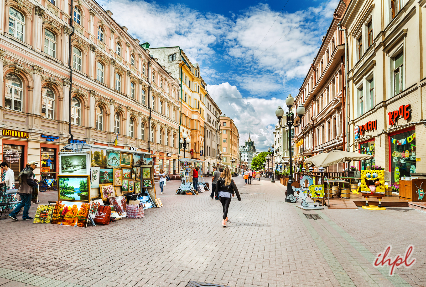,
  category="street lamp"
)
[231,158,236,174]
[269,147,275,183]
[181,131,190,159]
[266,154,271,178]
[276,94,305,203]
